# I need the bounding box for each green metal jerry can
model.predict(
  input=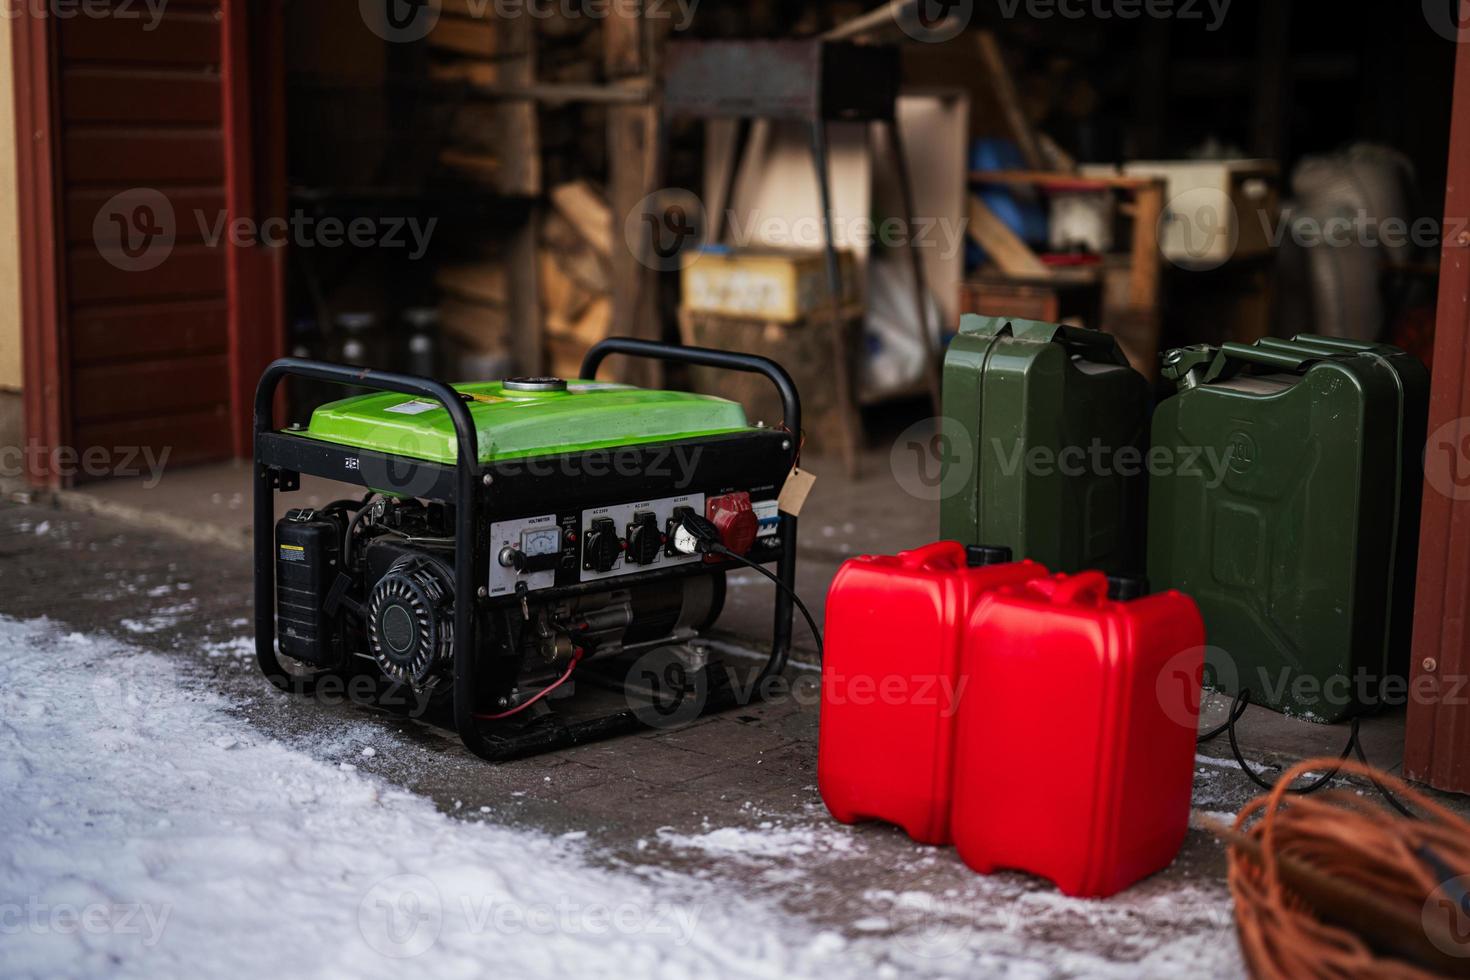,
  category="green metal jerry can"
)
[1148,342,1408,721]
[941,316,1151,576]
[1253,335,1429,683]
